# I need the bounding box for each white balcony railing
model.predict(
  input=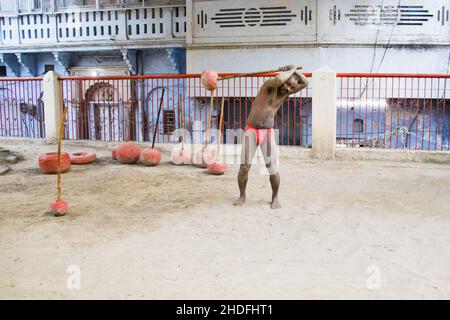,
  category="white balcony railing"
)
[0,0,185,14]
[0,4,186,47]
